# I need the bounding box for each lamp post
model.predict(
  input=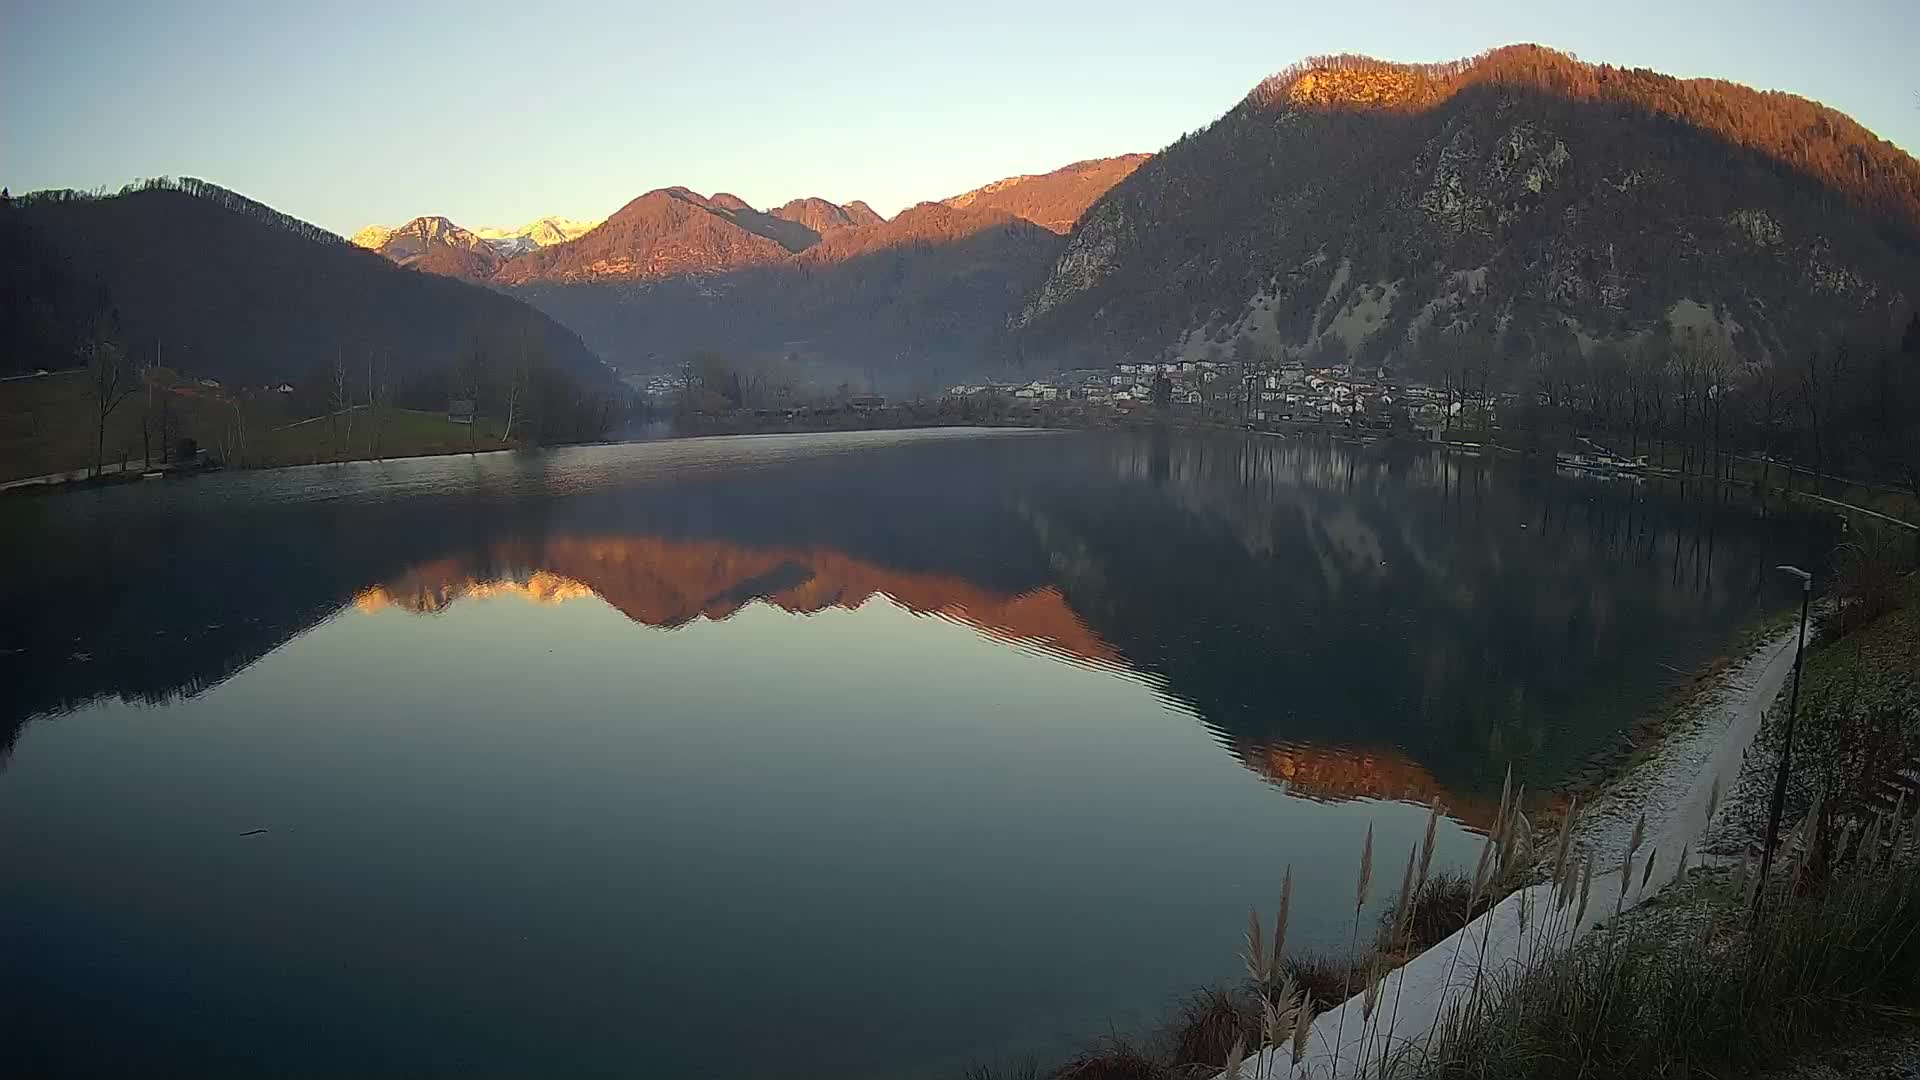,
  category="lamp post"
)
[1755,564,1813,916]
